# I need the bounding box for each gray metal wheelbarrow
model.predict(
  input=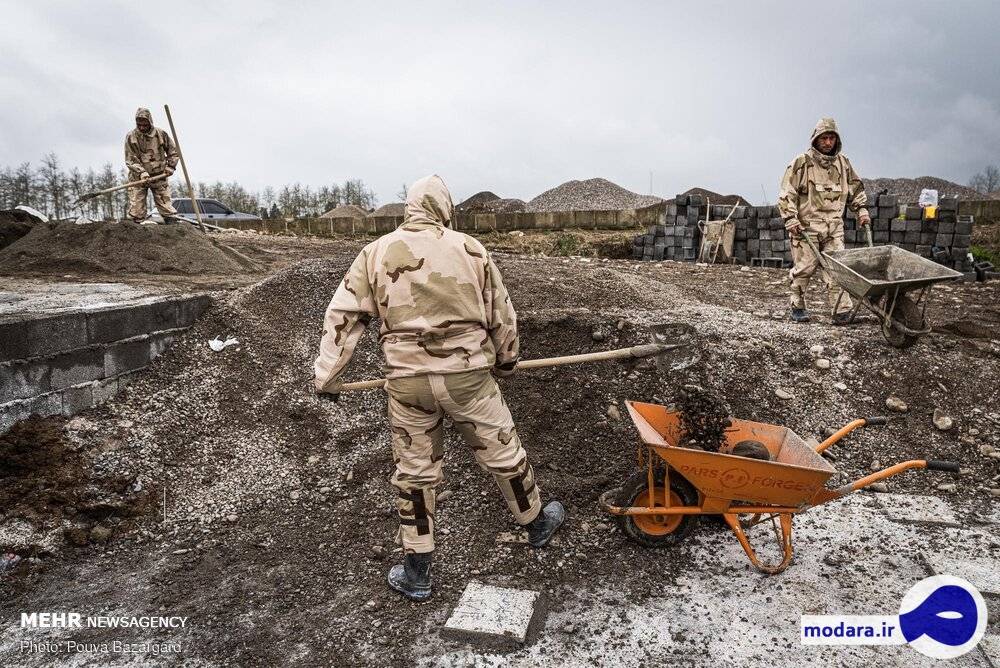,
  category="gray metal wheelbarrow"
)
[801,227,962,347]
